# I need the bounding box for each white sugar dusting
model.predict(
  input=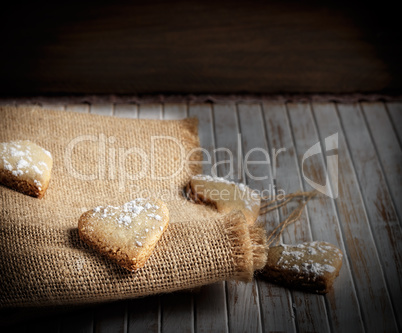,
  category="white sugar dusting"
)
[193,174,237,185]
[32,165,43,175]
[90,199,166,246]
[307,247,317,255]
[276,242,341,277]
[17,159,29,169]
[11,170,23,177]
[4,162,12,171]
[1,140,52,188]
[192,174,260,211]
[119,215,132,226]
[33,179,42,190]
